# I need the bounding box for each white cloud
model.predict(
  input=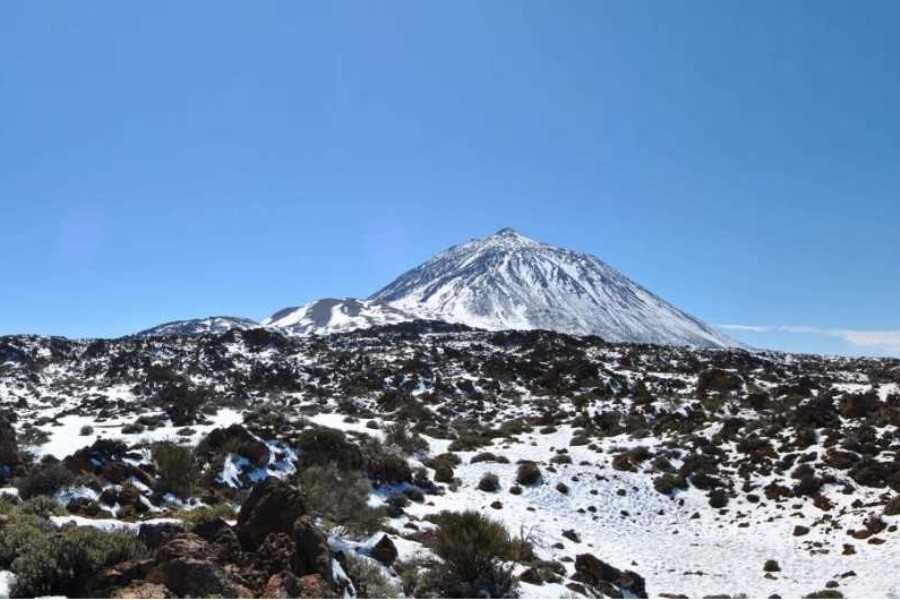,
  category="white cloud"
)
[718,324,773,333]
[719,324,900,356]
